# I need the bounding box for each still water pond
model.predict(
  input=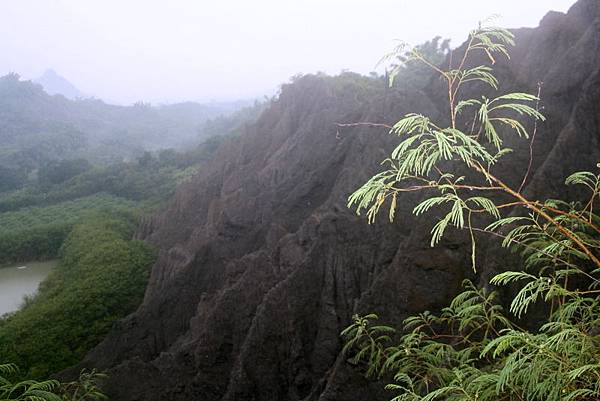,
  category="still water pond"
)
[0,260,57,316]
